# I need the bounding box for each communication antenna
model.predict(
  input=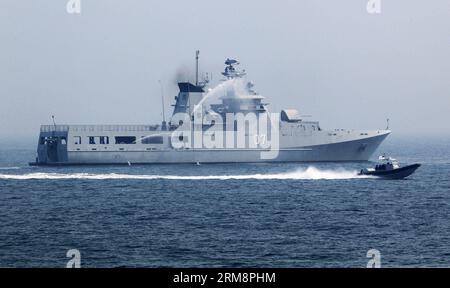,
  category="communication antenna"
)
[195,50,200,86]
[386,118,390,130]
[159,80,167,130]
[51,115,57,136]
